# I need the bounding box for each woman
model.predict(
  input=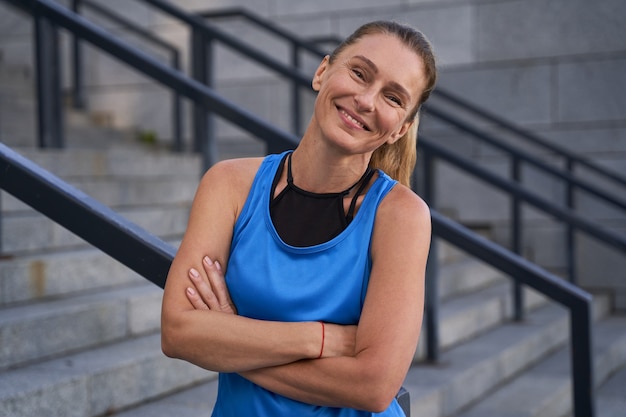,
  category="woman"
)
[161,20,437,416]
